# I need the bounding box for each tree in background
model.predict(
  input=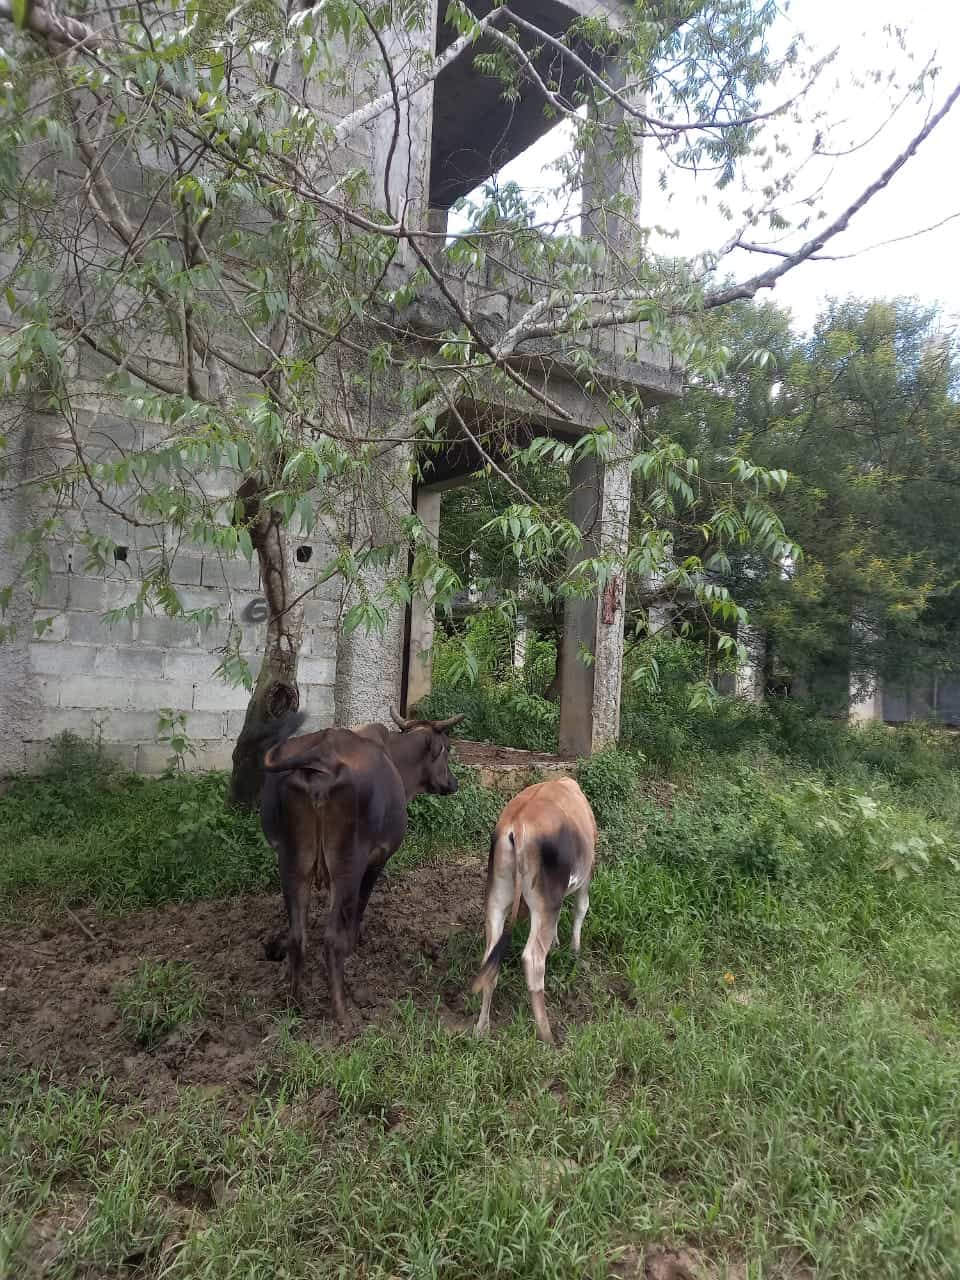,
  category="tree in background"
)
[657,297,960,707]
